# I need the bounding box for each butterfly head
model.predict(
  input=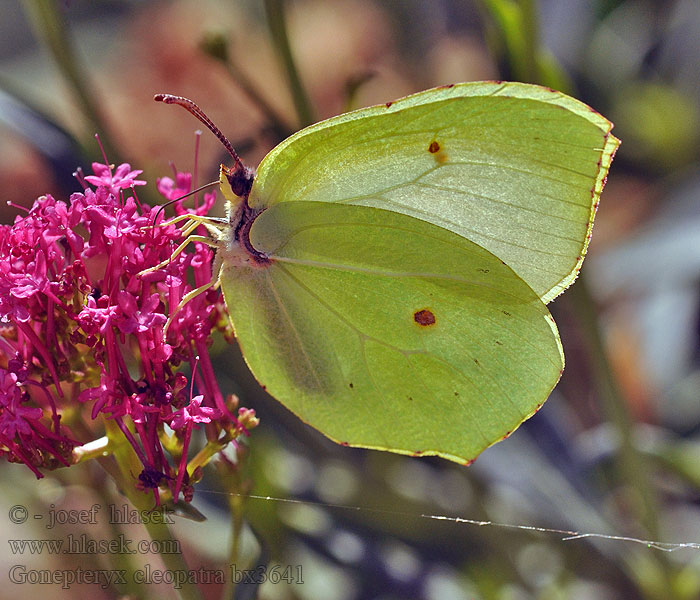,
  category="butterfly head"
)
[220,162,254,202]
